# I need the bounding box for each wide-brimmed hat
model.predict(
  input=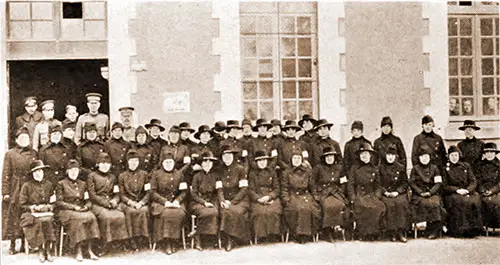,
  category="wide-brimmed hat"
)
[126,149,139,160]
[447,146,462,157]
[30,160,50,173]
[179,122,195,133]
[314,119,333,131]
[212,121,226,133]
[483,142,500,153]
[282,120,301,131]
[386,145,398,155]
[194,125,214,139]
[169,125,180,134]
[270,119,282,128]
[220,144,238,155]
[201,151,218,161]
[242,119,252,128]
[321,146,339,157]
[458,120,480,131]
[226,120,242,131]
[253,118,272,131]
[145,118,165,132]
[254,150,270,160]
[298,114,317,128]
